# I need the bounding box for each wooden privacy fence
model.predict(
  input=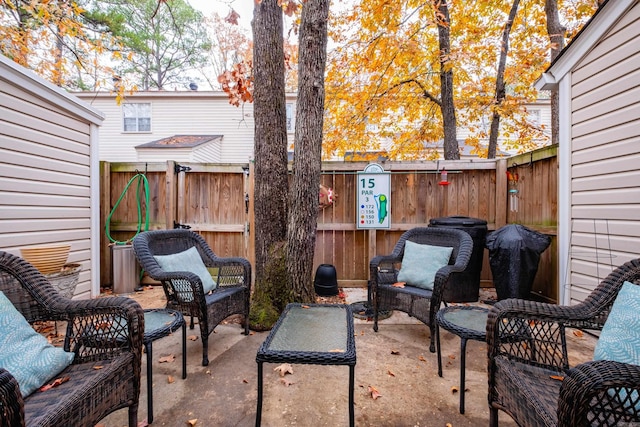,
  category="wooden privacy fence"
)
[101,145,558,302]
